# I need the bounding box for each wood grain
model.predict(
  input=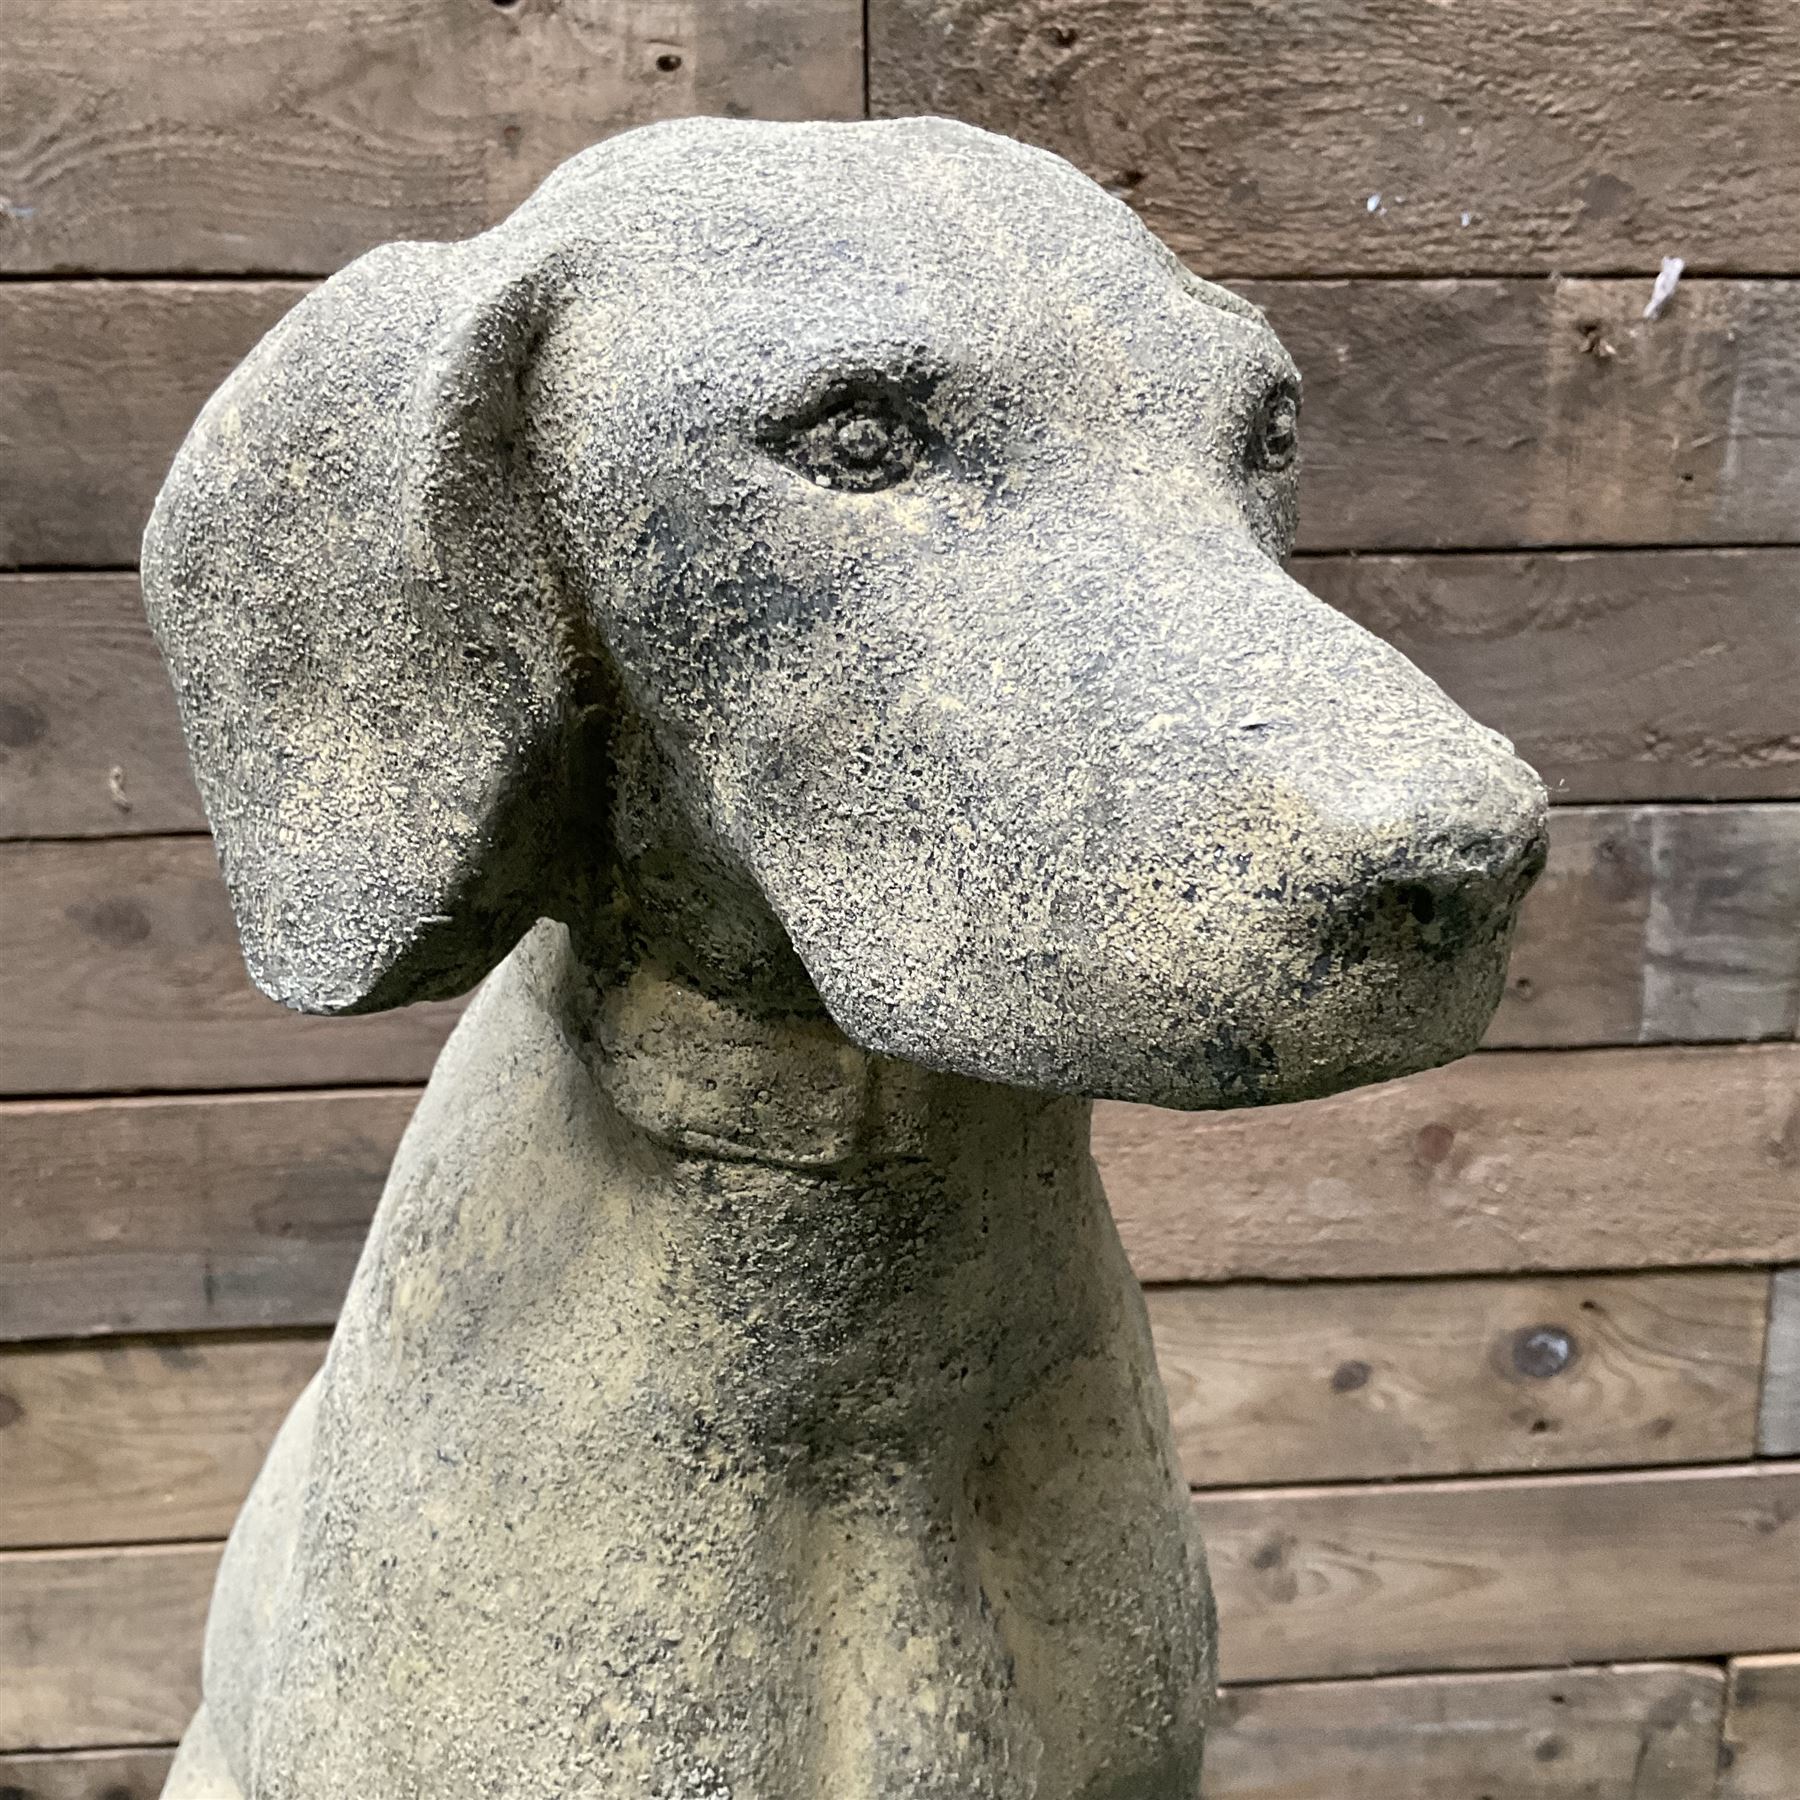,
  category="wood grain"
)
[1153,1270,1768,1488]
[1206,1662,1726,1800]
[0,1089,414,1341]
[5,0,1793,1767]
[0,1277,1755,1550]
[1758,1269,1800,1459]
[0,1671,1732,1798]
[870,0,1800,278]
[0,1748,175,1800]
[0,1336,325,1548]
[1490,804,1800,1048]
[1199,1460,1800,1682]
[11,279,1800,567]
[0,575,203,838]
[1100,1043,1800,1285]
[1241,278,1800,554]
[1720,1655,1800,1800]
[0,838,460,1095]
[8,1473,1791,1744]
[1302,548,1800,805]
[0,1544,215,1750]
[0,283,305,569]
[0,0,861,276]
